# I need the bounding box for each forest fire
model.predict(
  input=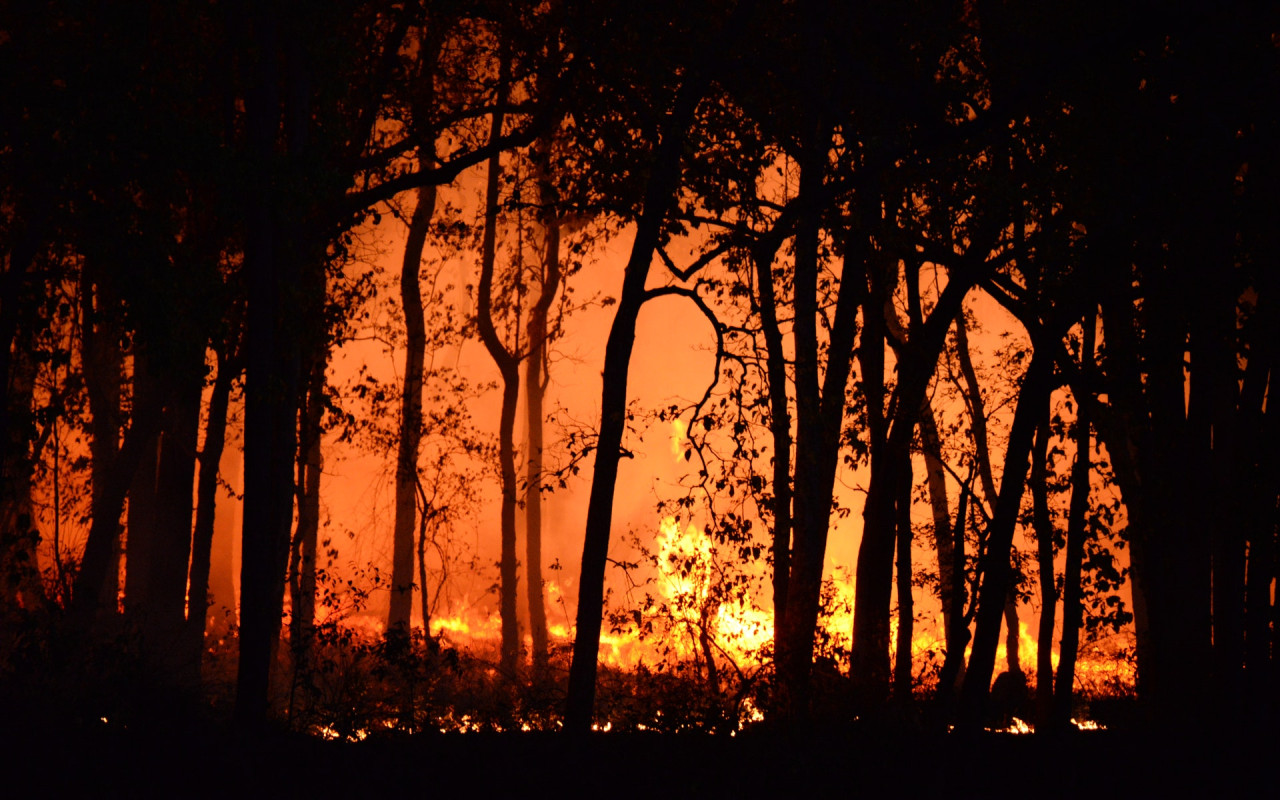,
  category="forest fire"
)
[3,3,1274,777]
